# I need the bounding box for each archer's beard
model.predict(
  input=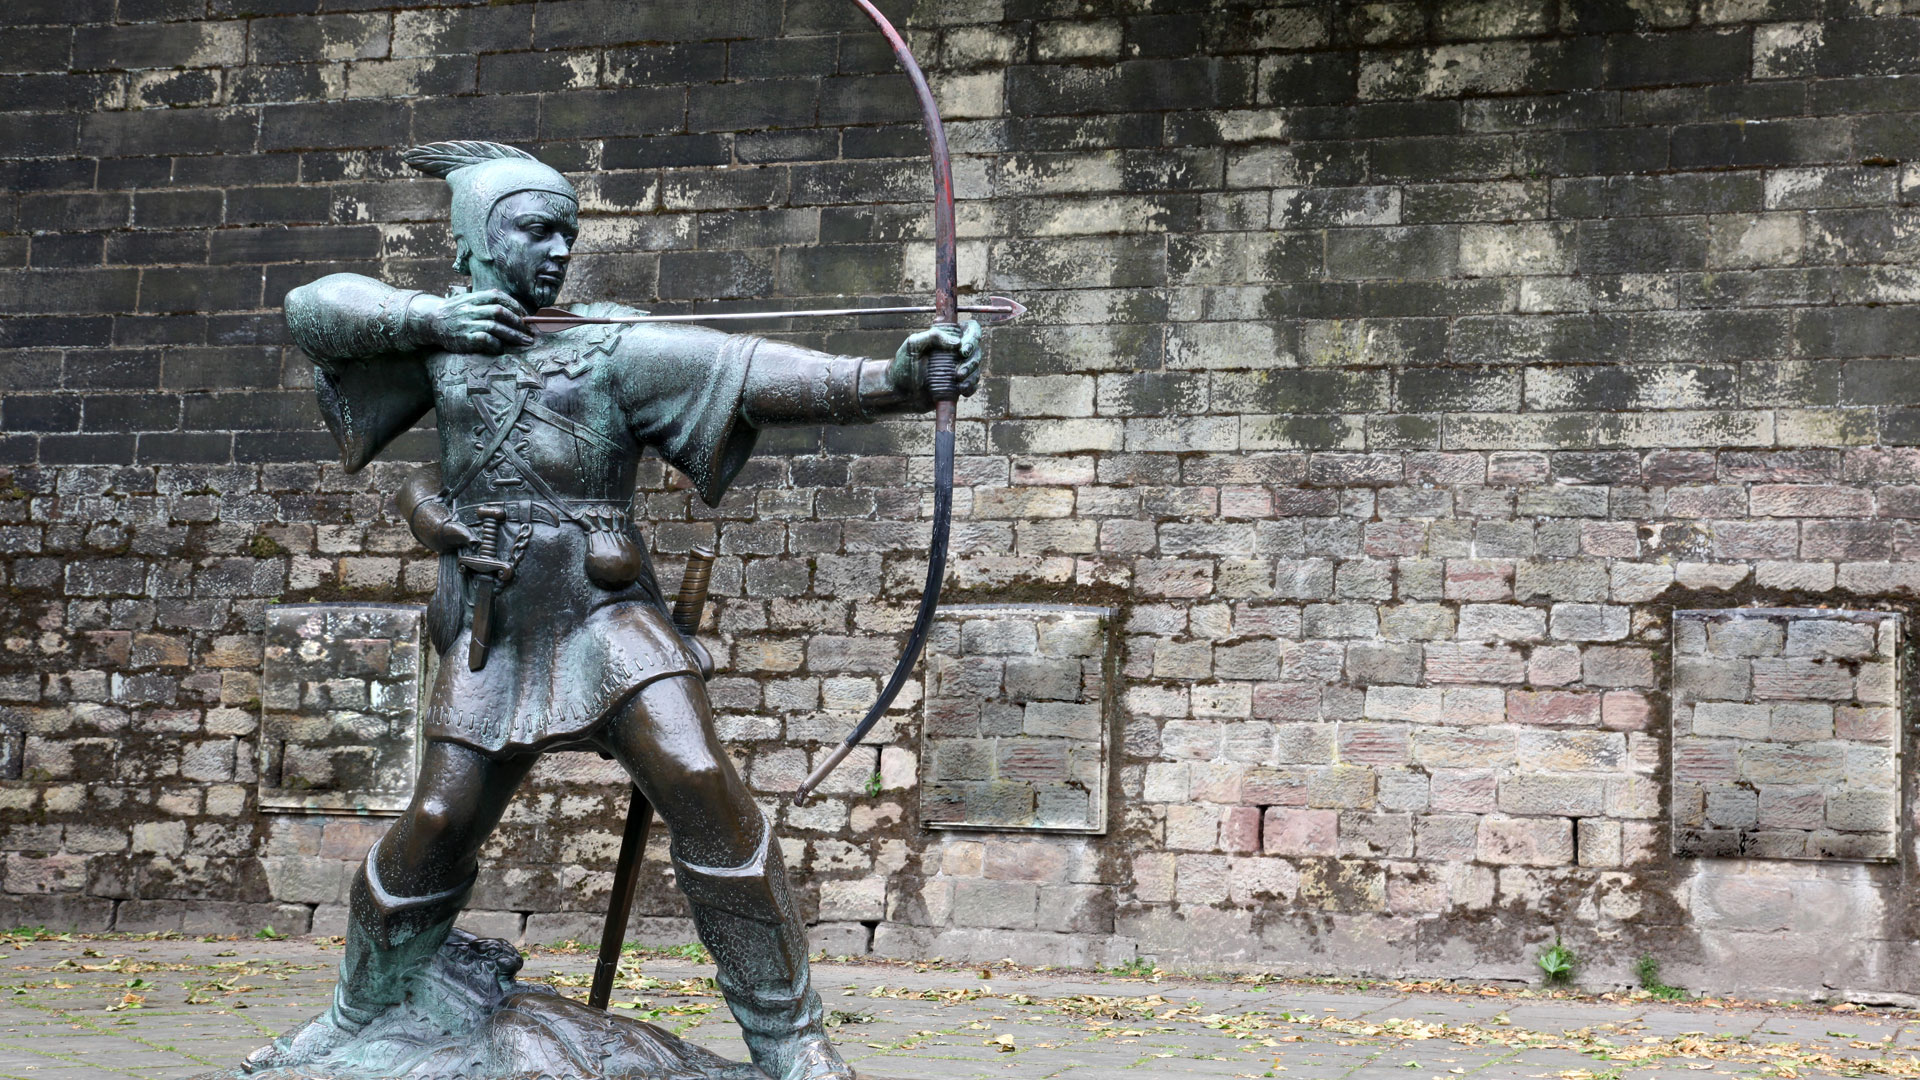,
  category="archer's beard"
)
[526,269,565,309]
